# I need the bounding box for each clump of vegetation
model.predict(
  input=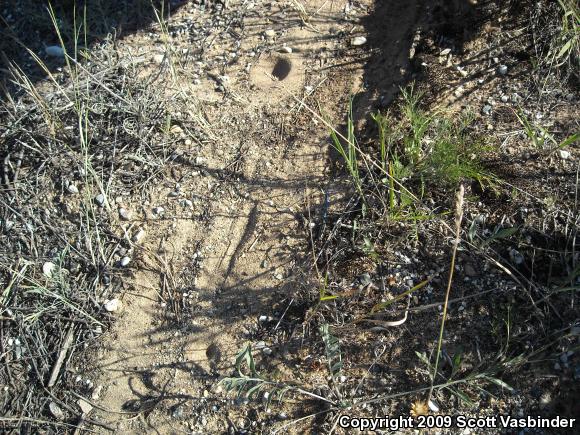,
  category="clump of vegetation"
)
[330,85,494,220]
[0,4,204,430]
